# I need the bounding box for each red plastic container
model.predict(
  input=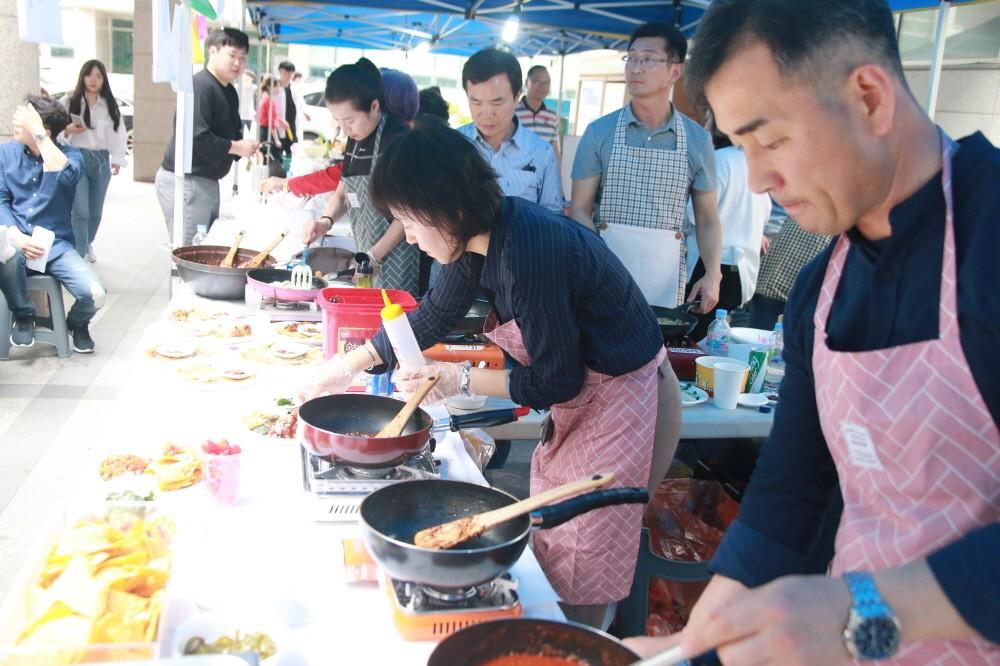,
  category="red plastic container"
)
[317,287,419,359]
